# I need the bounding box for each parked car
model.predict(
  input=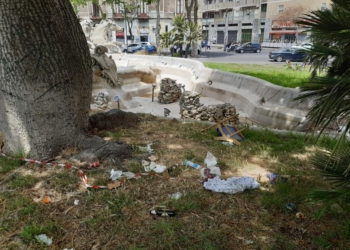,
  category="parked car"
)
[269,48,306,62]
[235,42,262,53]
[291,42,313,50]
[124,43,142,53]
[141,44,157,53]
